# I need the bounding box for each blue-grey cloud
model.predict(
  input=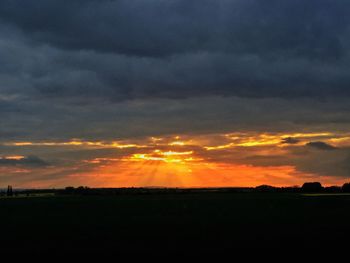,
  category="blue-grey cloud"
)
[306,141,337,151]
[0,155,48,167]
[0,0,347,58]
[0,0,350,102]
